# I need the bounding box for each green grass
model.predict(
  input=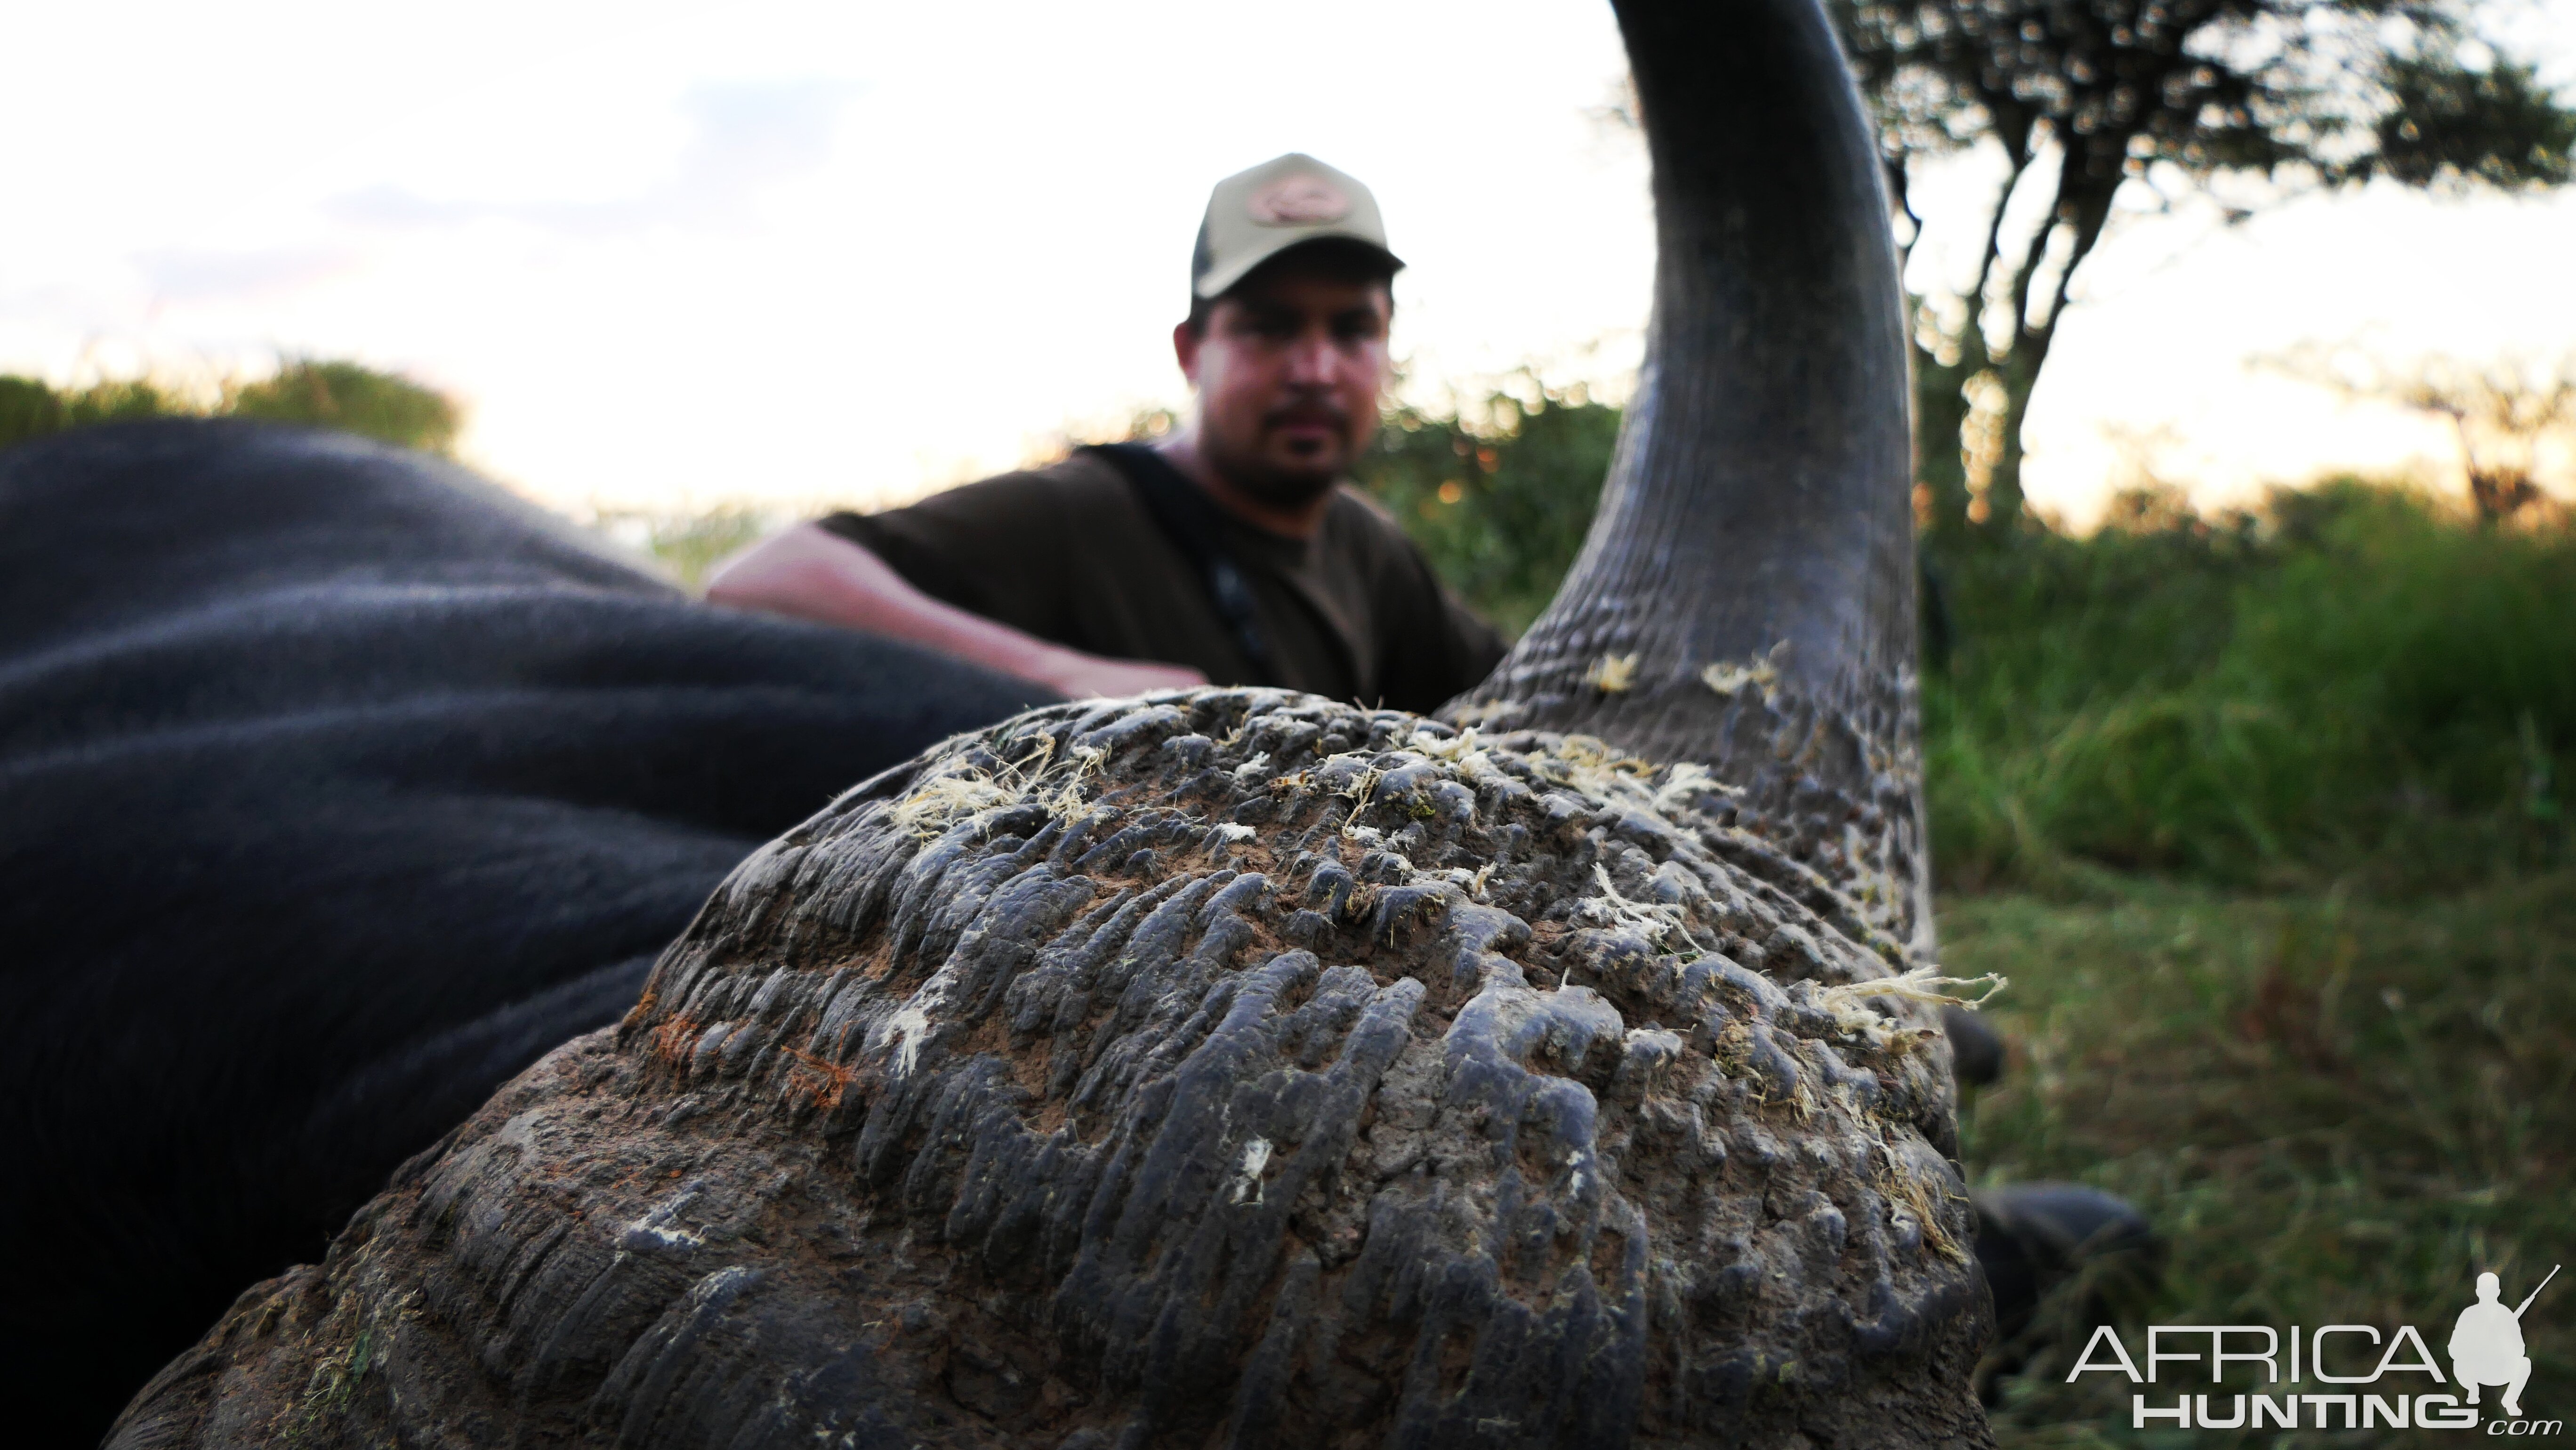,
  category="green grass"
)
[1927,483,2576,894]
[1948,873,2576,1445]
